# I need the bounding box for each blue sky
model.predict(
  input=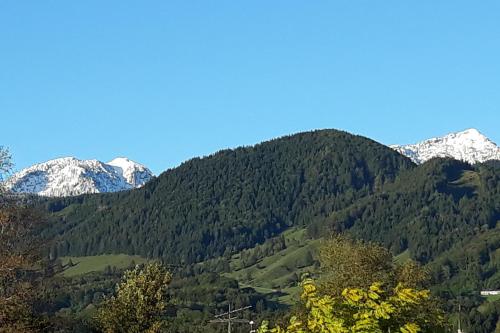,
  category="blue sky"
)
[1,1,499,175]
